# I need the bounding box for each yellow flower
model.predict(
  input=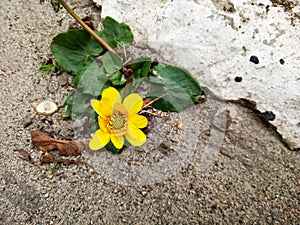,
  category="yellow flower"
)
[89,87,148,150]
